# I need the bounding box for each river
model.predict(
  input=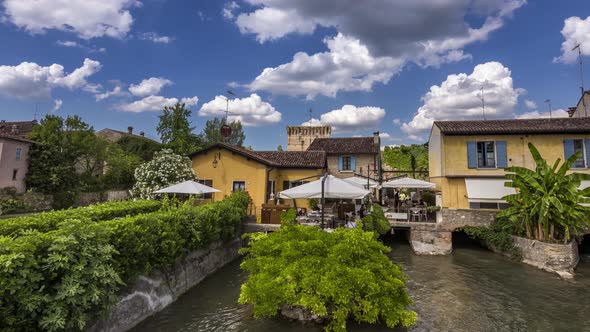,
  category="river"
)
[132,234,590,331]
